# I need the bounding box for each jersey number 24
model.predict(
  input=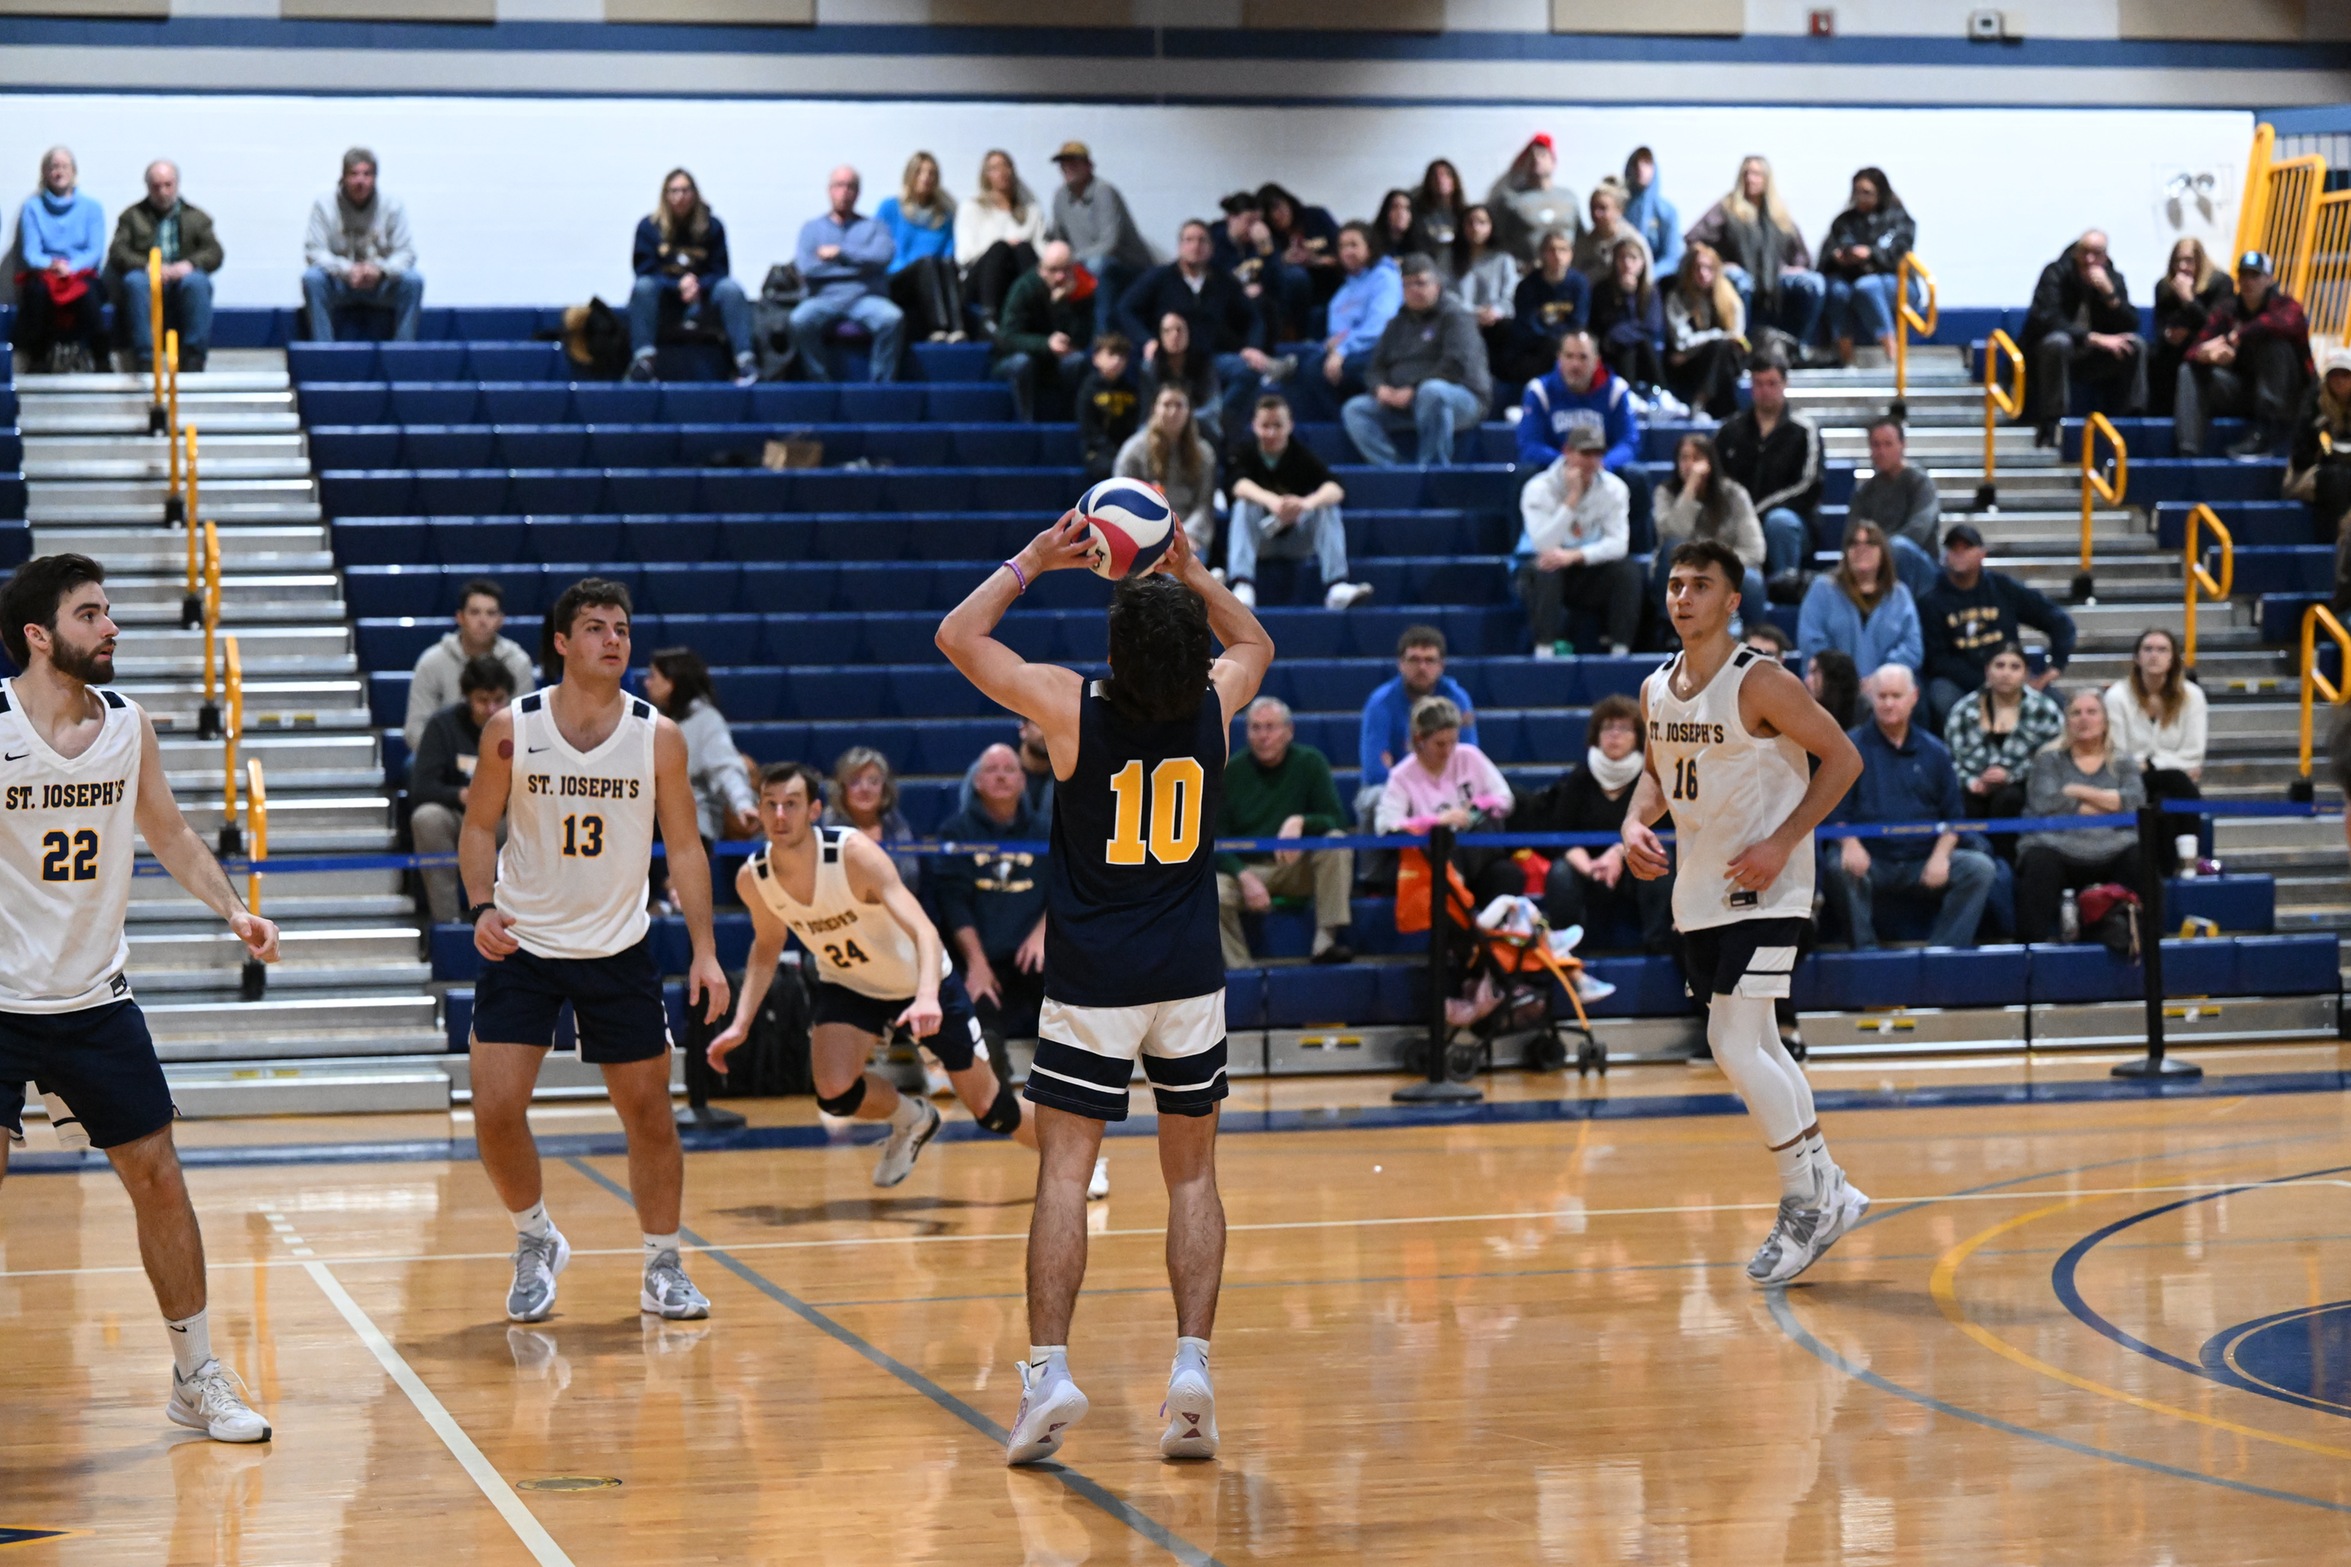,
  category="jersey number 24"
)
[1105,758,1205,866]
[40,828,98,882]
